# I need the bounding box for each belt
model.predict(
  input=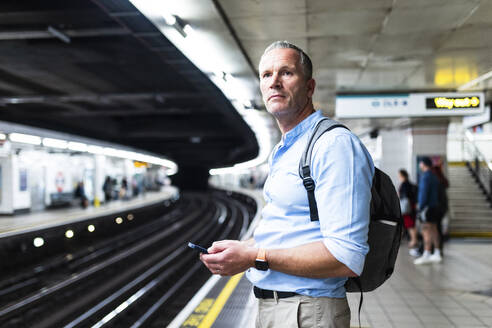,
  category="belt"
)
[253,286,298,299]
